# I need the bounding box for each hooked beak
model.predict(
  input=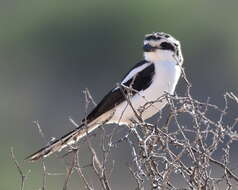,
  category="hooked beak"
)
[143,44,157,52]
